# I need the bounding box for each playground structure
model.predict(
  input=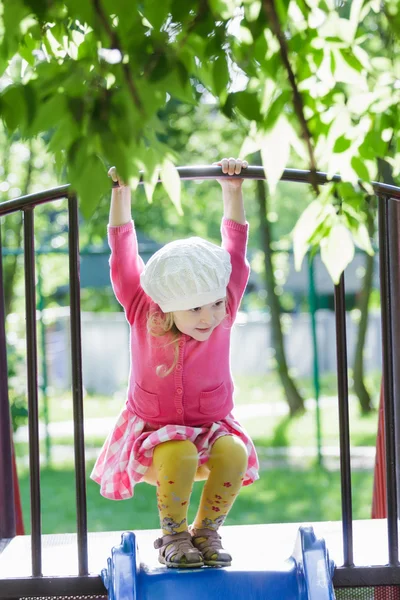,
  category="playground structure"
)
[1,166,400,598]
